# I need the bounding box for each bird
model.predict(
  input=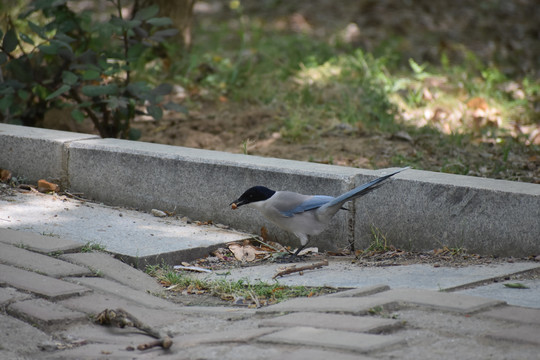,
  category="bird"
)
[230,167,409,260]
